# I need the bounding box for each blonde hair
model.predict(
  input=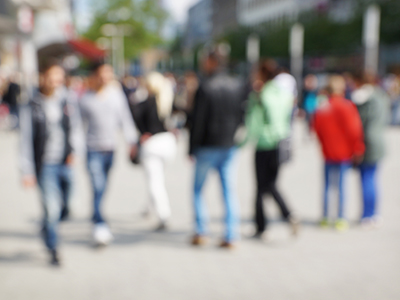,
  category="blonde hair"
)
[146,72,174,120]
[328,75,346,96]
